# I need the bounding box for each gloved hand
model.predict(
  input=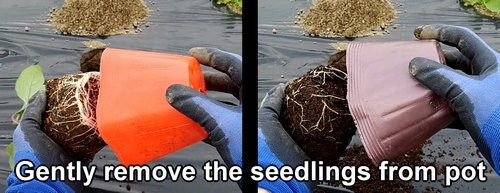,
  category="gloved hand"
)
[165,47,242,187]
[257,83,316,193]
[409,24,500,175]
[6,91,83,193]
